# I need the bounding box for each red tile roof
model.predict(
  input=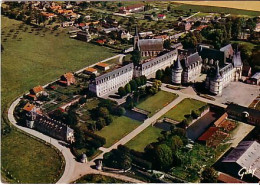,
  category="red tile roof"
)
[23,103,35,112]
[96,63,109,67]
[218,173,245,183]
[120,4,144,10]
[198,127,219,141]
[63,72,74,81]
[85,67,97,72]
[158,14,166,18]
[32,85,44,94]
